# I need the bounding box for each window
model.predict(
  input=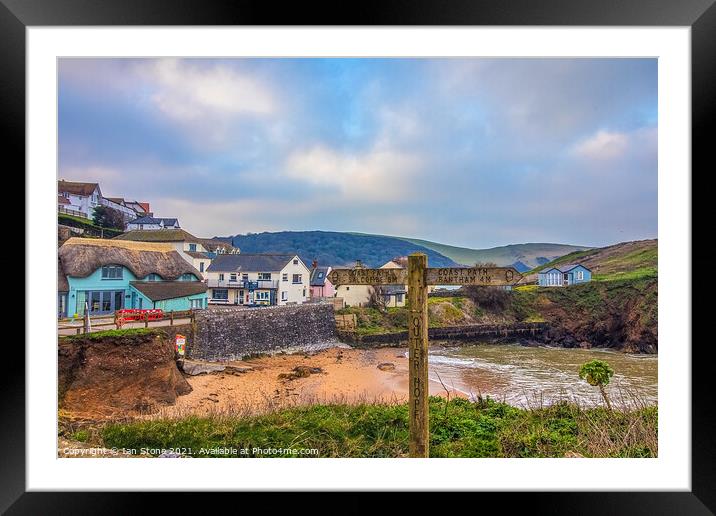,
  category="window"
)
[282,273,288,281]
[242,273,249,281]
[303,289,306,297]
[256,291,269,301]
[346,286,350,291]
[258,273,271,280]
[101,265,123,279]
[230,273,237,282]
[190,298,203,309]
[293,259,298,265]
[396,293,403,303]
[281,291,288,301]
[145,273,161,282]
[188,243,197,252]
[179,273,197,281]
[318,272,324,279]
[576,270,584,280]
[213,289,228,300]
[218,273,224,281]
[199,262,205,273]
[292,274,302,284]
